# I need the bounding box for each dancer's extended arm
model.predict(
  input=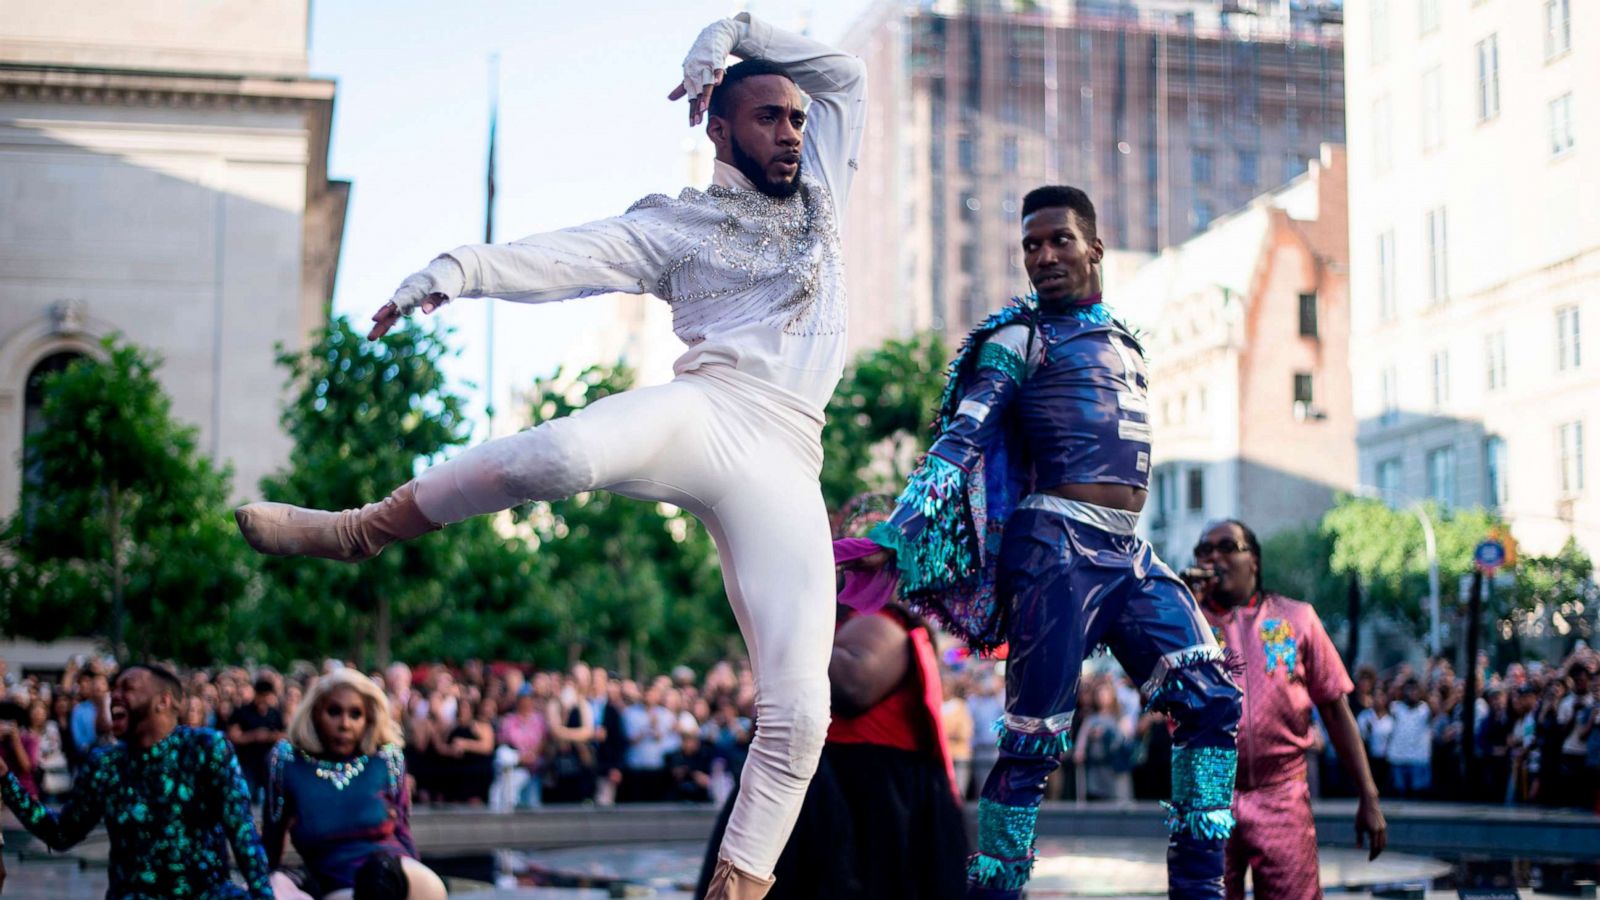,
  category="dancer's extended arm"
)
[1319,697,1388,859]
[205,732,274,898]
[830,612,912,717]
[868,324,1037,570]
[0,748,104,850]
